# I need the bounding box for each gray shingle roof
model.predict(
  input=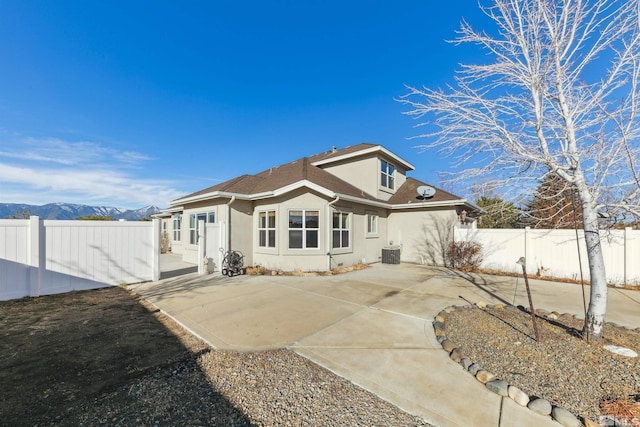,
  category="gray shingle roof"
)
[172,144,463,207]
[387,178,462,205]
